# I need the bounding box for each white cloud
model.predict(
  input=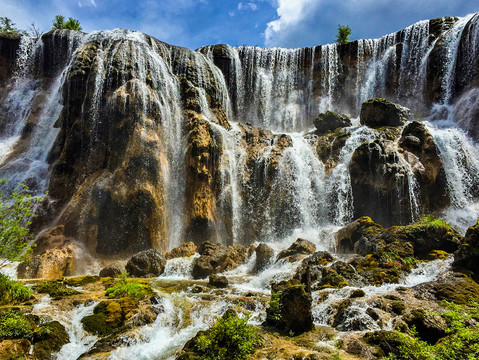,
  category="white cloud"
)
[264,0,318,47]
[229,11,236,17]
